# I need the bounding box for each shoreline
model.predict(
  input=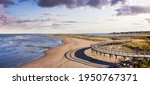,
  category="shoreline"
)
[19,36,98,68]
[12,34,150,68]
